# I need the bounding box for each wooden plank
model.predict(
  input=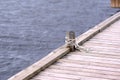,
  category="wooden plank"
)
[93,34,120,38]
[70,51,120,59]
[111,0,120,7]
[50,65,120,76]
[55,61,120,72]
[66,53,120,63]
[94,33,120,38]
[104,25,120,29]
[83,42,120,49]
[93,35,120,40]
[8,12,120,80]
[31,75,70,80]
[102,30,120,33]
[30,79,40,80]
[53,62,120,75]
[90,38,120,45]
[85,39,120,46]
[88,50,120,56]
[67,53,120,62]
[65,54,120,65]
[111,0,115,7]
[44,68,120,80]
[70,52,120,59]
[38,71,109,80]
[99,26,120,31]
[83,45,120,53]
[83,43,120,49]
[92,36,120,42]
[58,58,120,69]
[91,38,120,42]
